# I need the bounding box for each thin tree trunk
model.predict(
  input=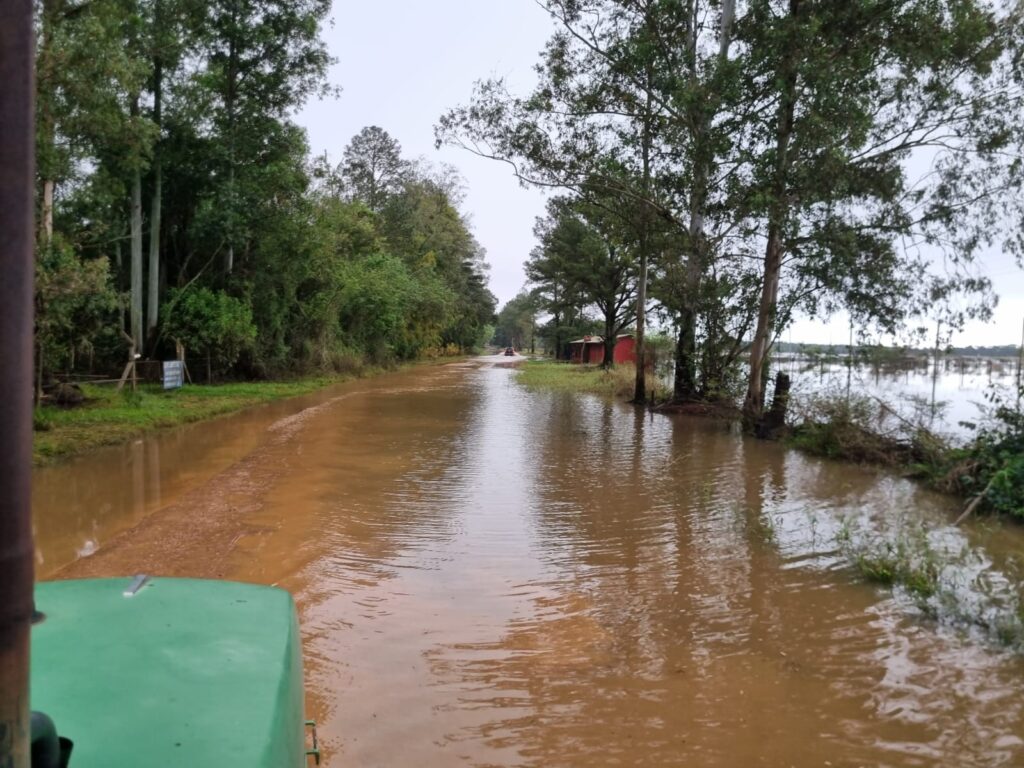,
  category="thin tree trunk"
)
[743,0,800,431]
[633,244,649,399]
[603,311,615,369]
[130,96,144,350]
[674,1,703,403]
[36,342,44,406]
[147,158,161,340]
[744,228,783,425]
[674,309,698,401]
[225,22,237,275]
[41,181,54,245]
[37,0,60,247]
[146,53,163,341]
[633,76,653,404]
